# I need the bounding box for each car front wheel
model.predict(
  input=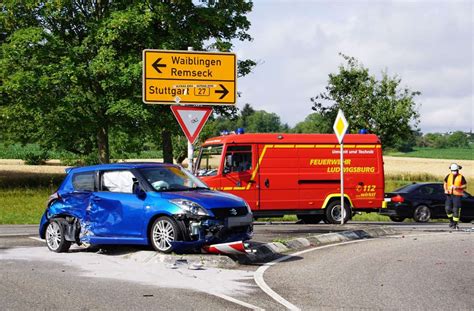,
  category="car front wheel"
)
[45,219,71,253]
[150,216,182,253]
[389,216,406,222]
[413,205,431,223]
